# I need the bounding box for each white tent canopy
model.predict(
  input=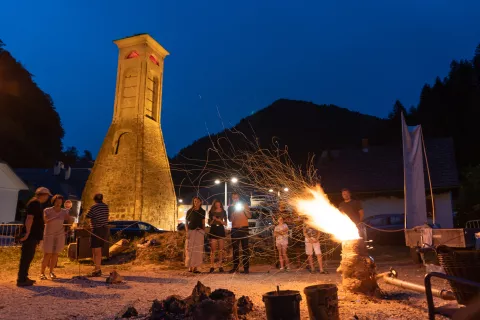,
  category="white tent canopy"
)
[0,162,28,223]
